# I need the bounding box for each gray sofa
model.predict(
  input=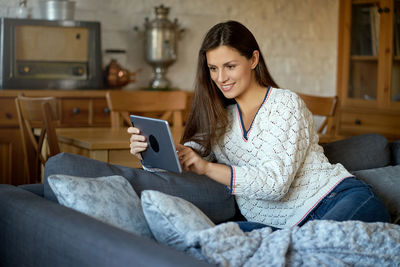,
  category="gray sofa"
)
[1,133,399,267]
